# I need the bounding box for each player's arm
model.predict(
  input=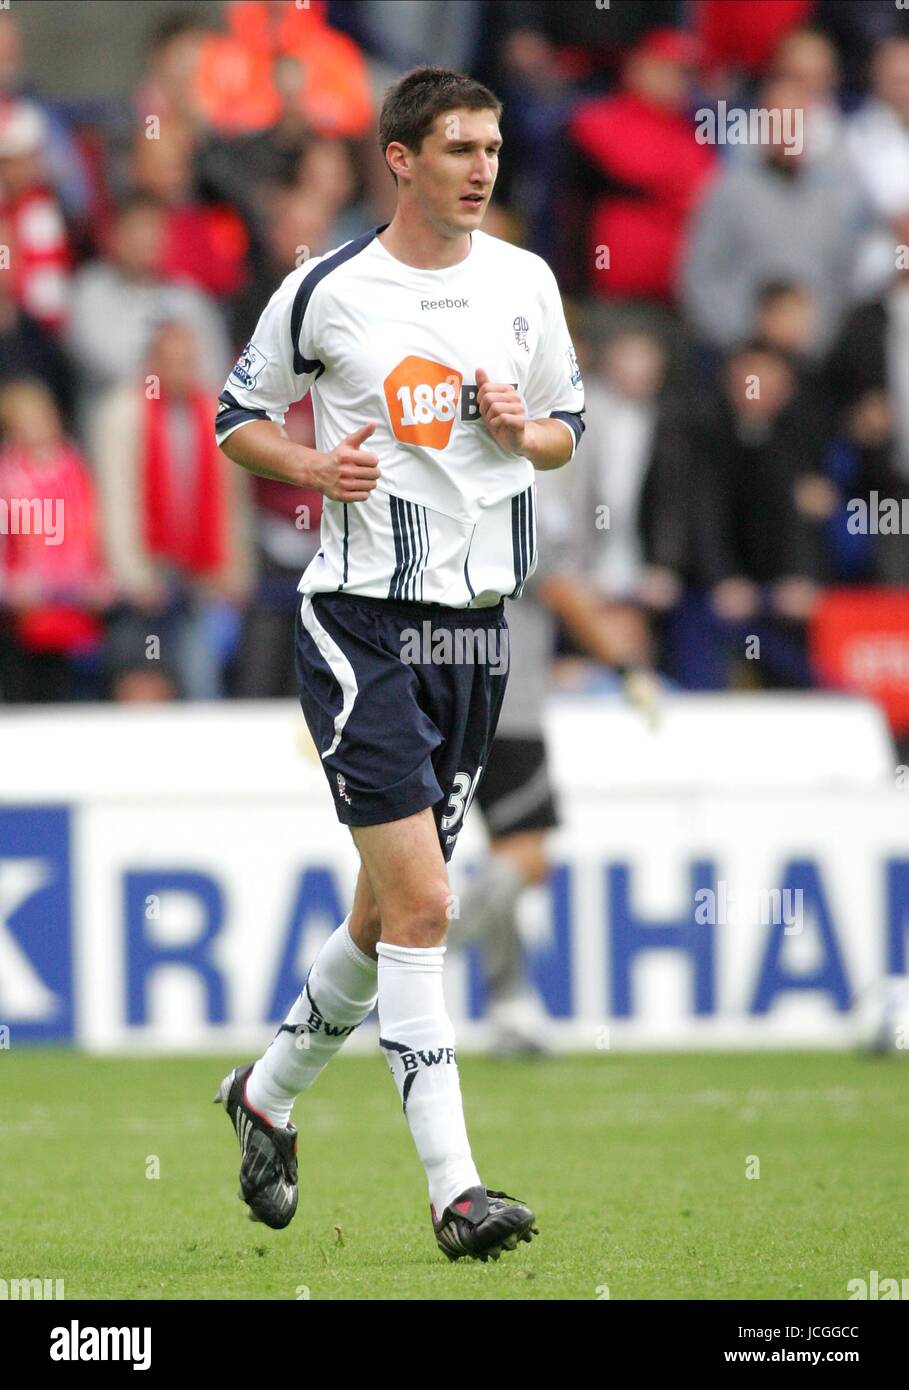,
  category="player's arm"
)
[480,261,586,469]
[522,417,576,470]
[536,574,652,668]
[220,418,381,503]
[475,368,575,470]
[216,266,381,503]
[538,573,662,727]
